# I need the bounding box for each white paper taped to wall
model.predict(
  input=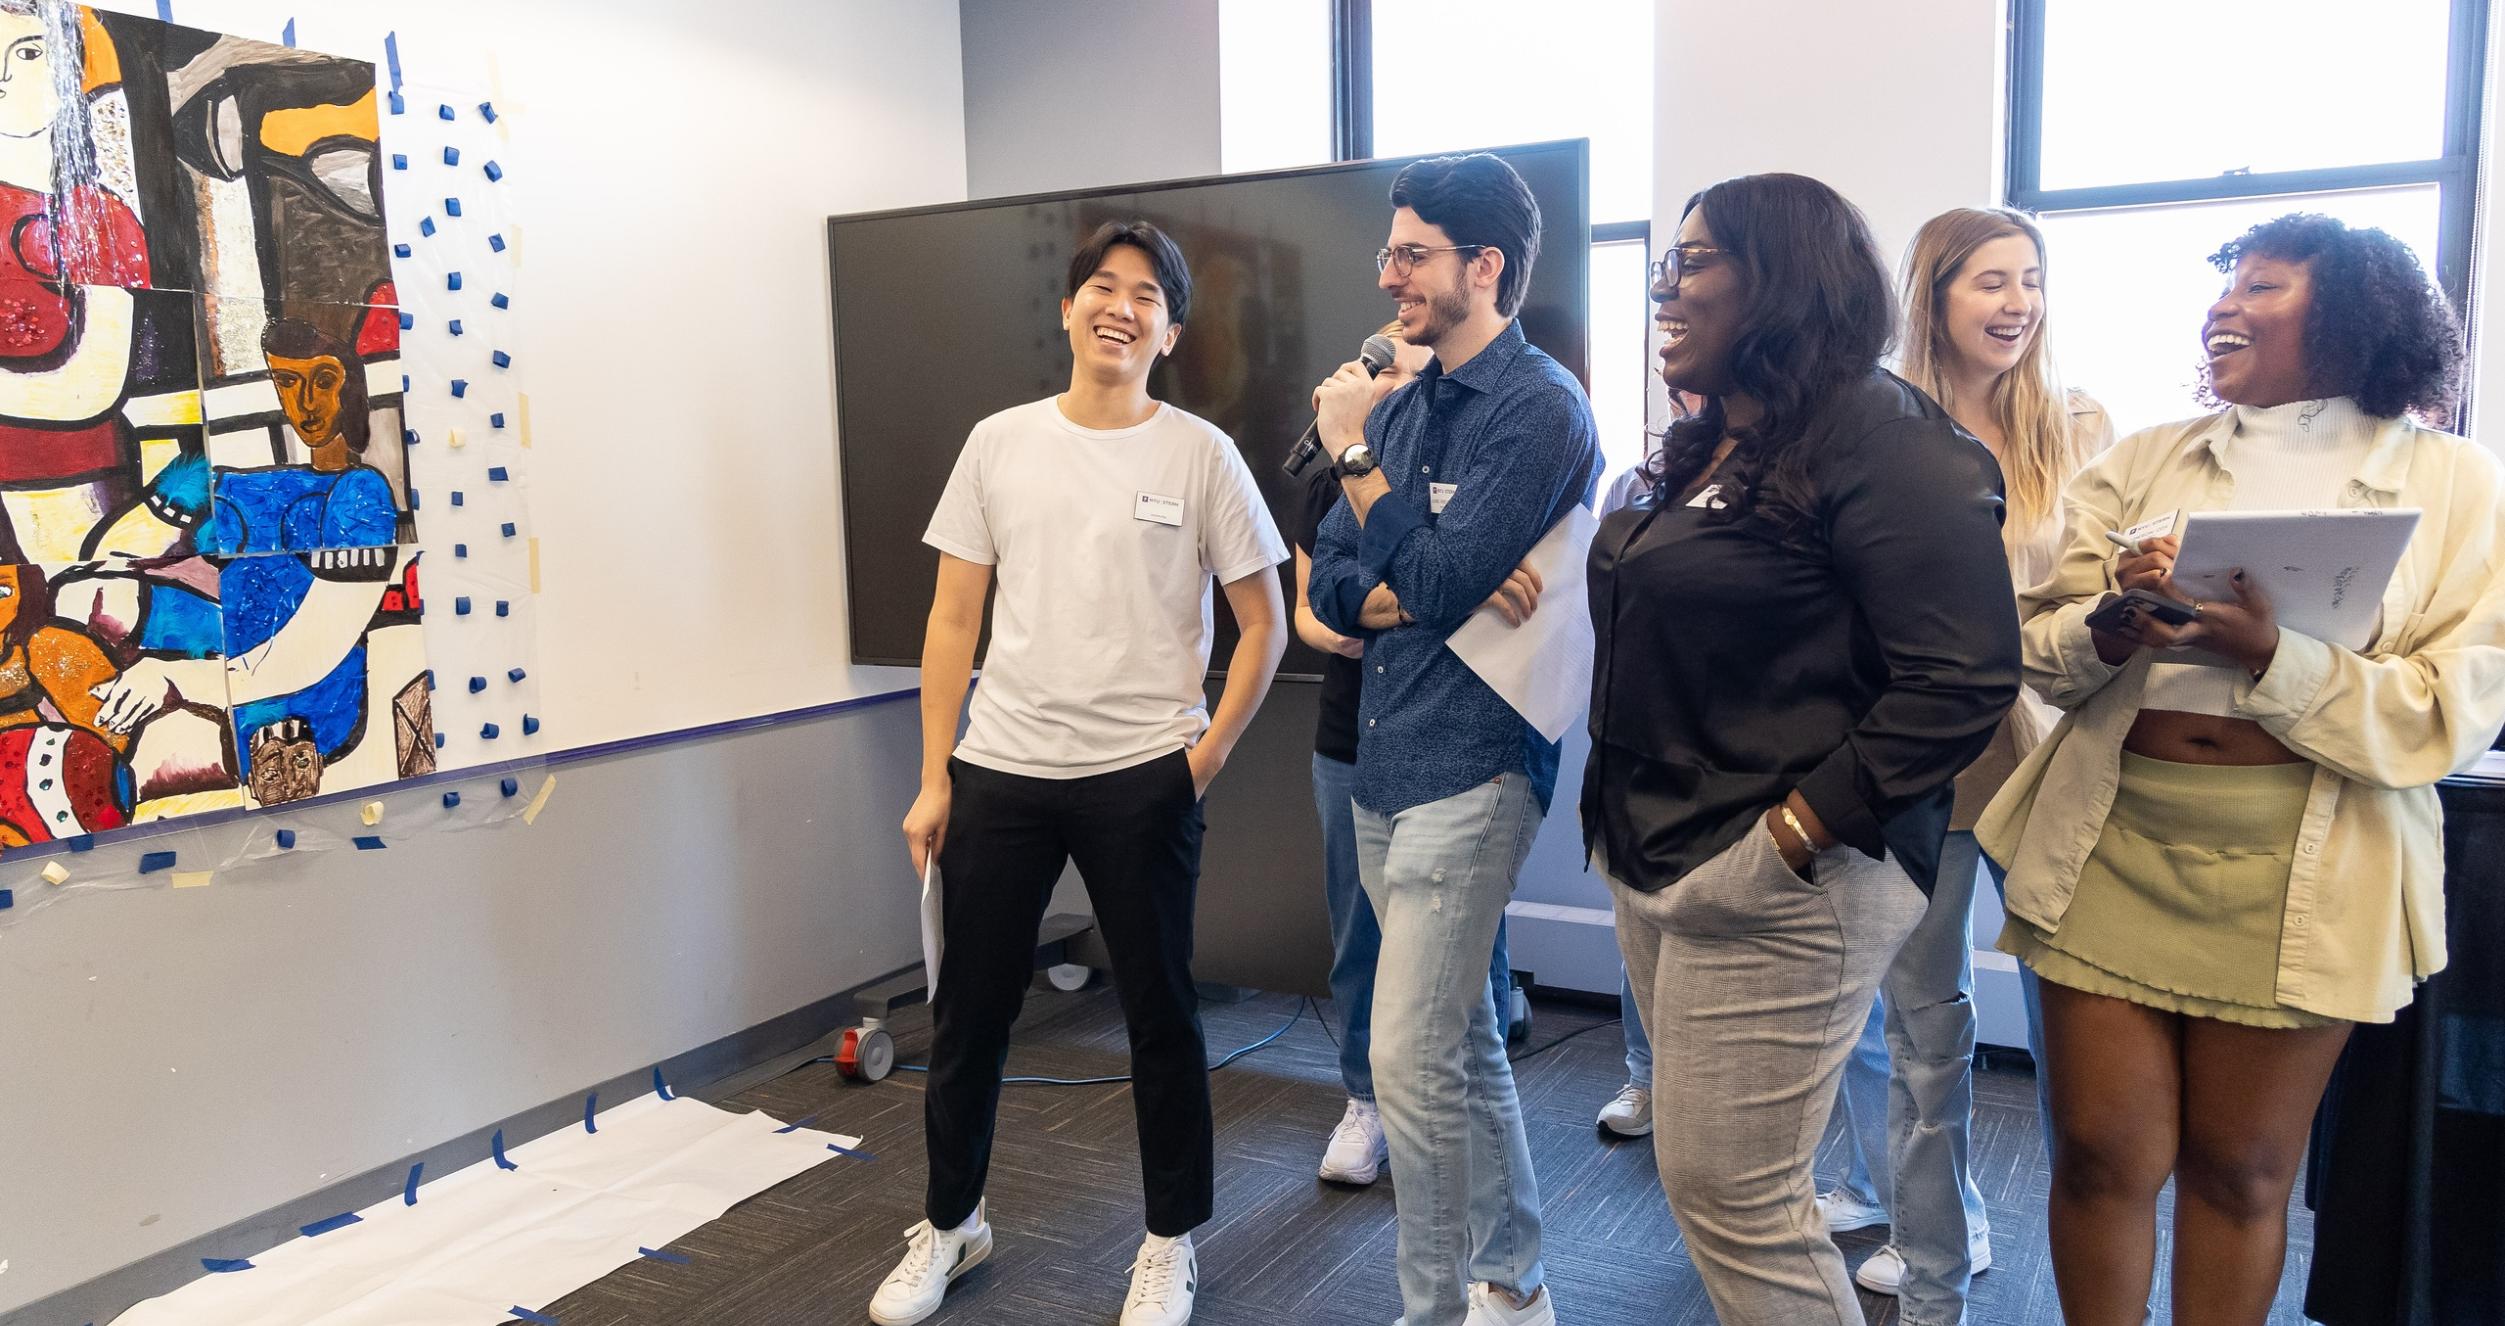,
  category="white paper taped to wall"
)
[109,1095,861,1326]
